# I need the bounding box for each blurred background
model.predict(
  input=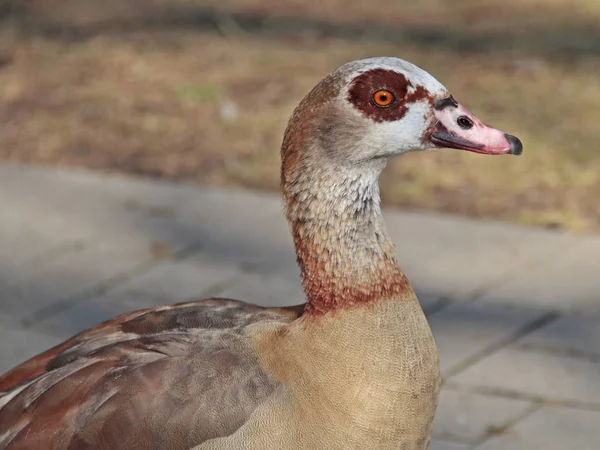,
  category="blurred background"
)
[1,0,599,231]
